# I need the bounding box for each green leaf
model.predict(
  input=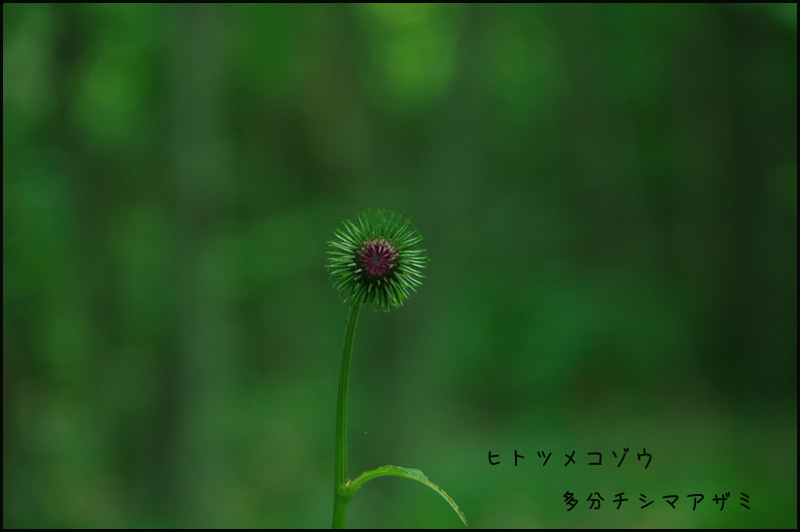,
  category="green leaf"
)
[346,465,468,526]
